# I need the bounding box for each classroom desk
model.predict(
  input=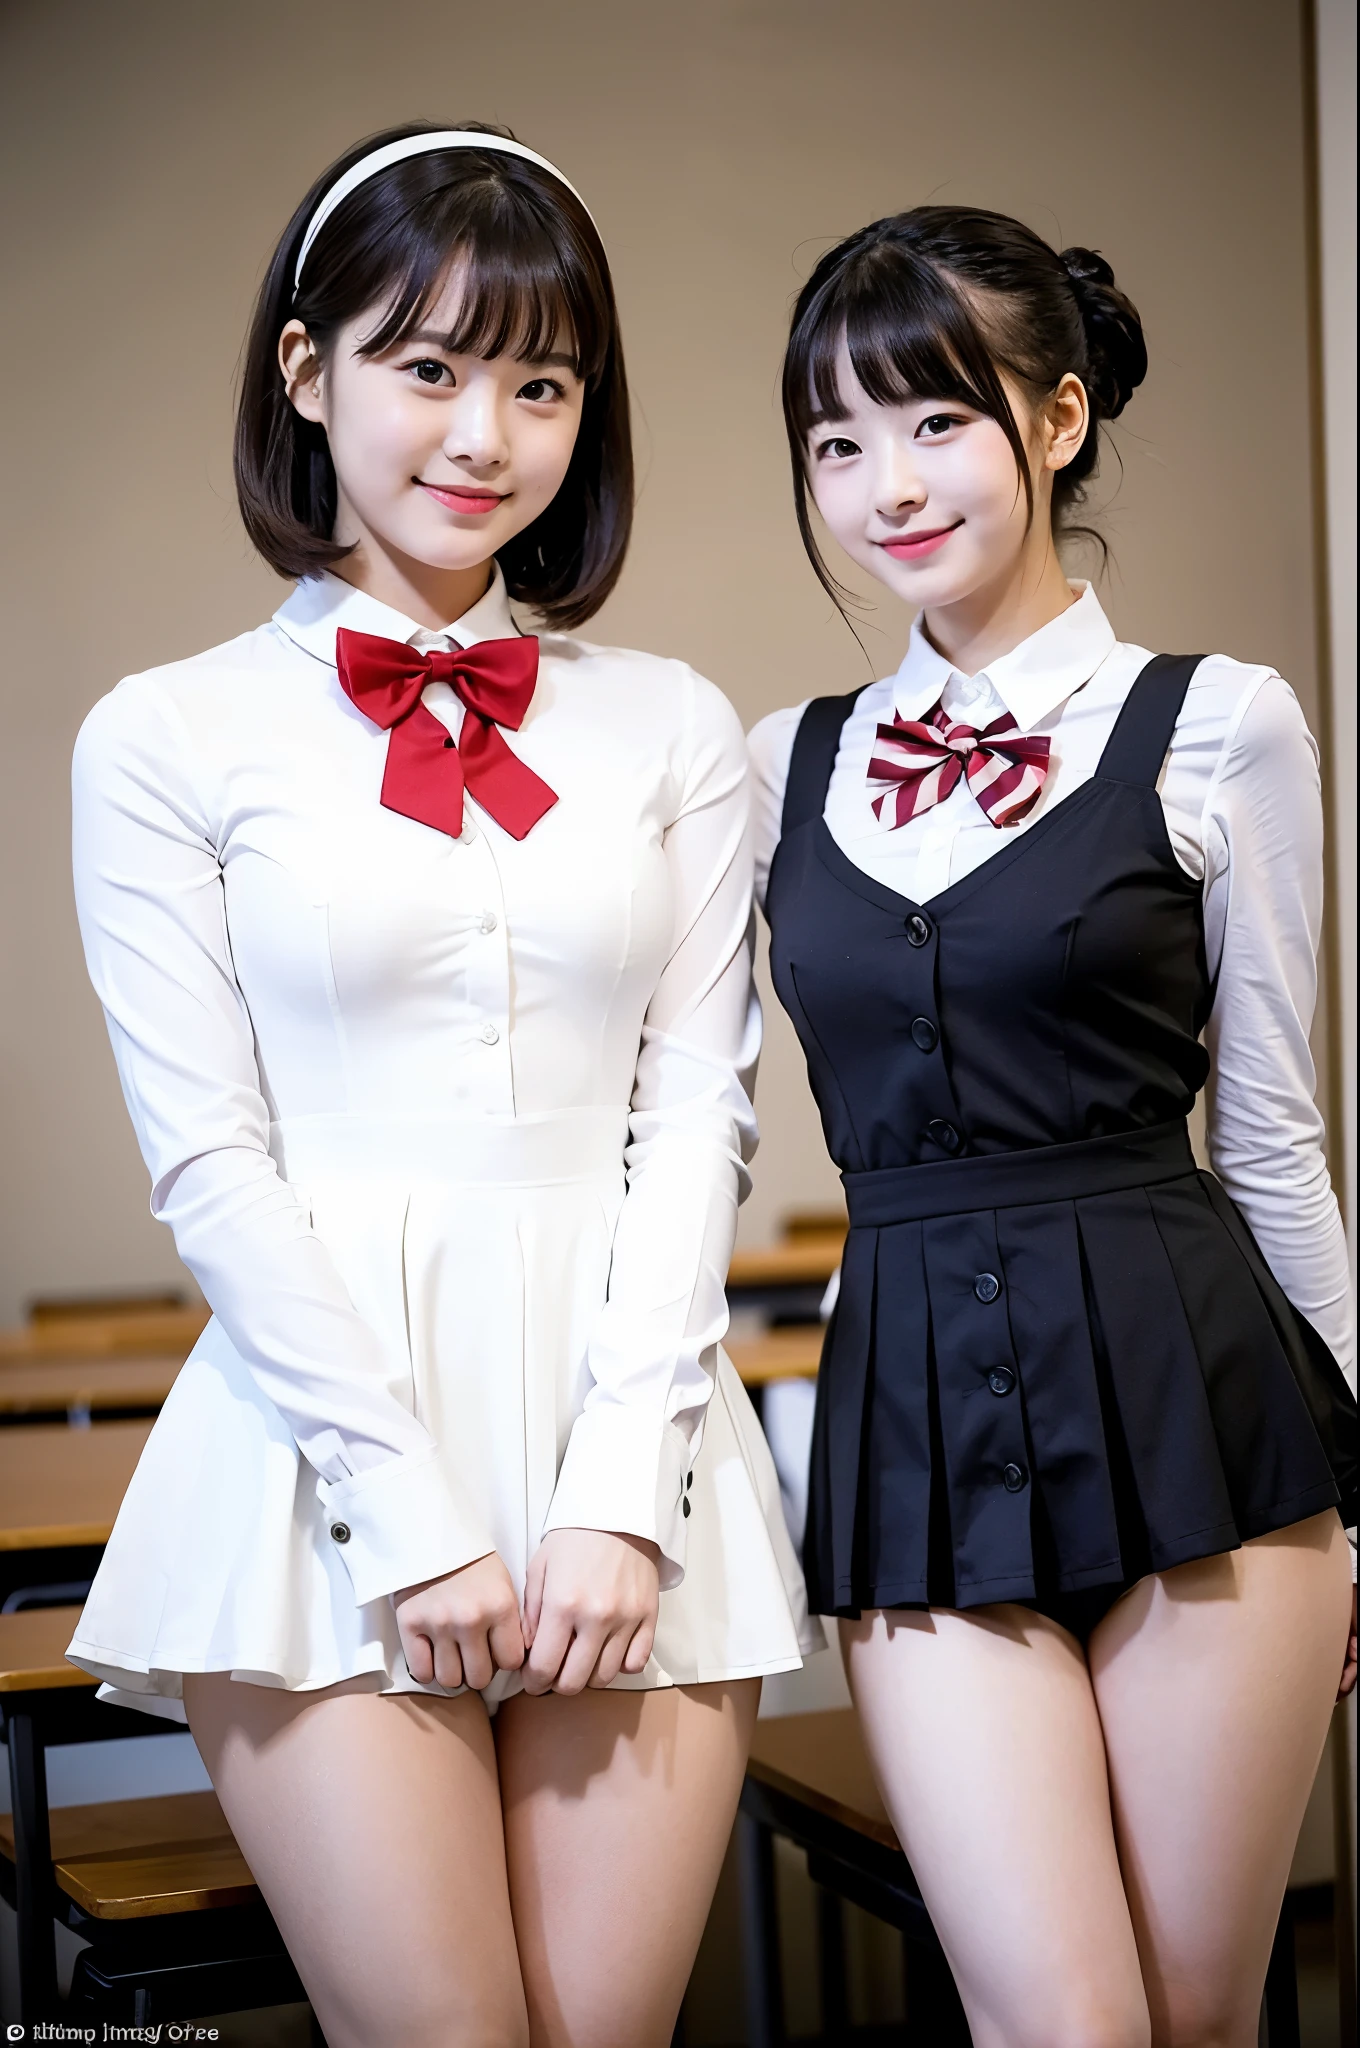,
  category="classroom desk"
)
[0,1307,207,1360]
[0,1419,153,1552]
[0,1354,181,1424]
[0,1419,151,1614]
[739,1709,1304,2048]
[725,1327,821,1386]
[727,1235,844,1291]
